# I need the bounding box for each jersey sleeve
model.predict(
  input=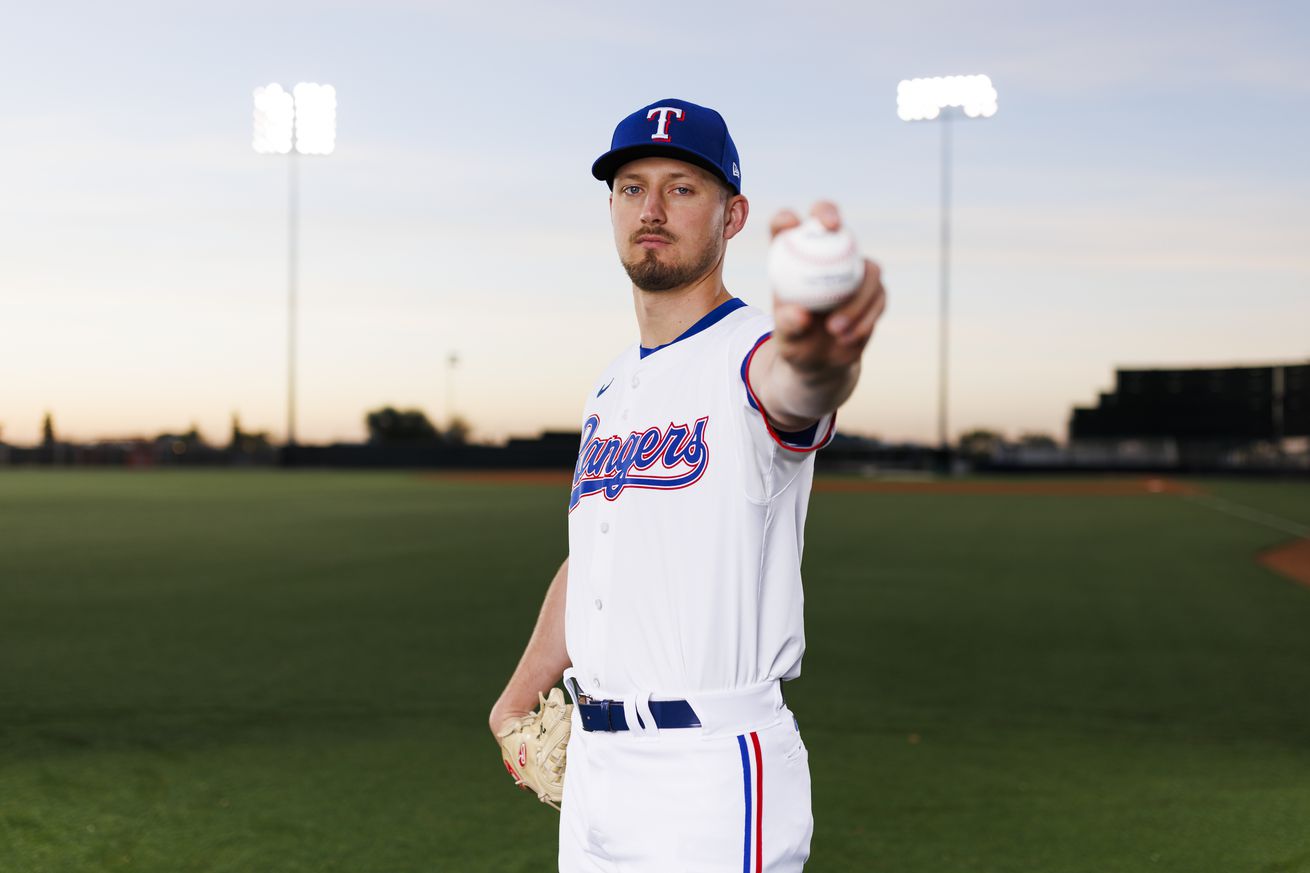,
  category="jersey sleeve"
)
[739,331,837,452]
[725,310,836,457]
